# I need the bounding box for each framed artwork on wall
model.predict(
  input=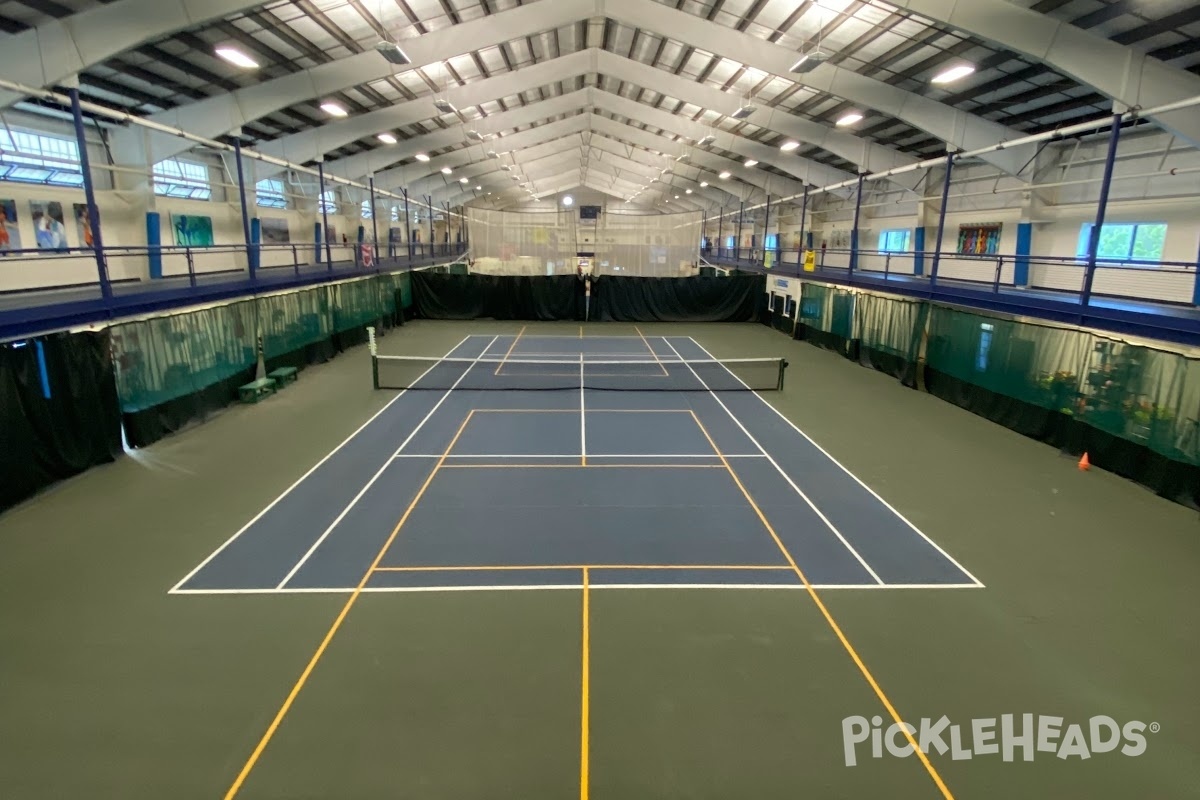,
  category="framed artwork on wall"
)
[29,200,68,249]
[74,203,96,248]
[171,214,215,247]
[260,217,290,244]
[0,199,20,252]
